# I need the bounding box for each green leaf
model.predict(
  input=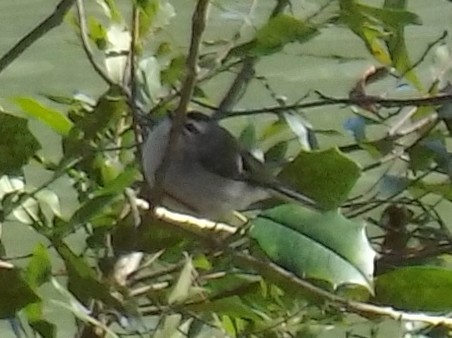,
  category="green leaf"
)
[250,205,376,291]
[13,97,73,136]
[53,240,120,307]
[232,15,318,57]
[264,141,288,163]
[29,320,56,338]
[87,16,107,50]
[279,148,361,209]
[0,266,40,318]
[381,2,422,89]
[0,112,40,175]
[375,266,452,311]
[69,194,118,227]
[95,167,139,196]
[25,302,56,338]
[26,243,52,288]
